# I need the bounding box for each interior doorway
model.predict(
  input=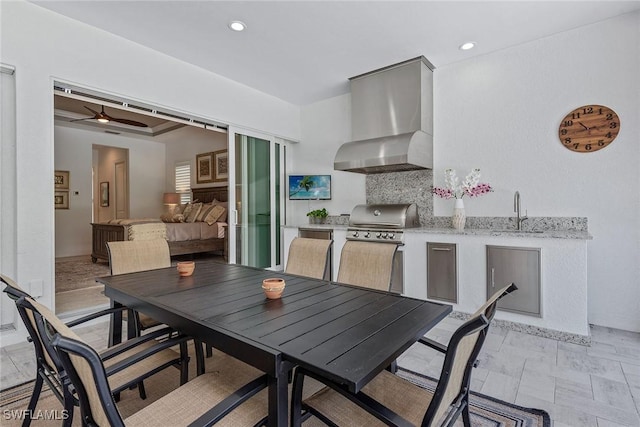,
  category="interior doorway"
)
[52,83,230,316]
